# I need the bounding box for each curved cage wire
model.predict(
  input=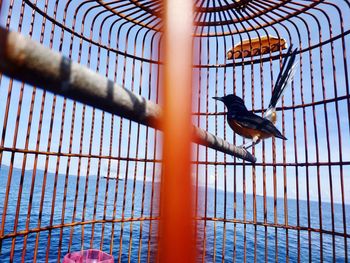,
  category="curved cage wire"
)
[192,1,350,262]
[0,0,349,262]
[0,1,162,262]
